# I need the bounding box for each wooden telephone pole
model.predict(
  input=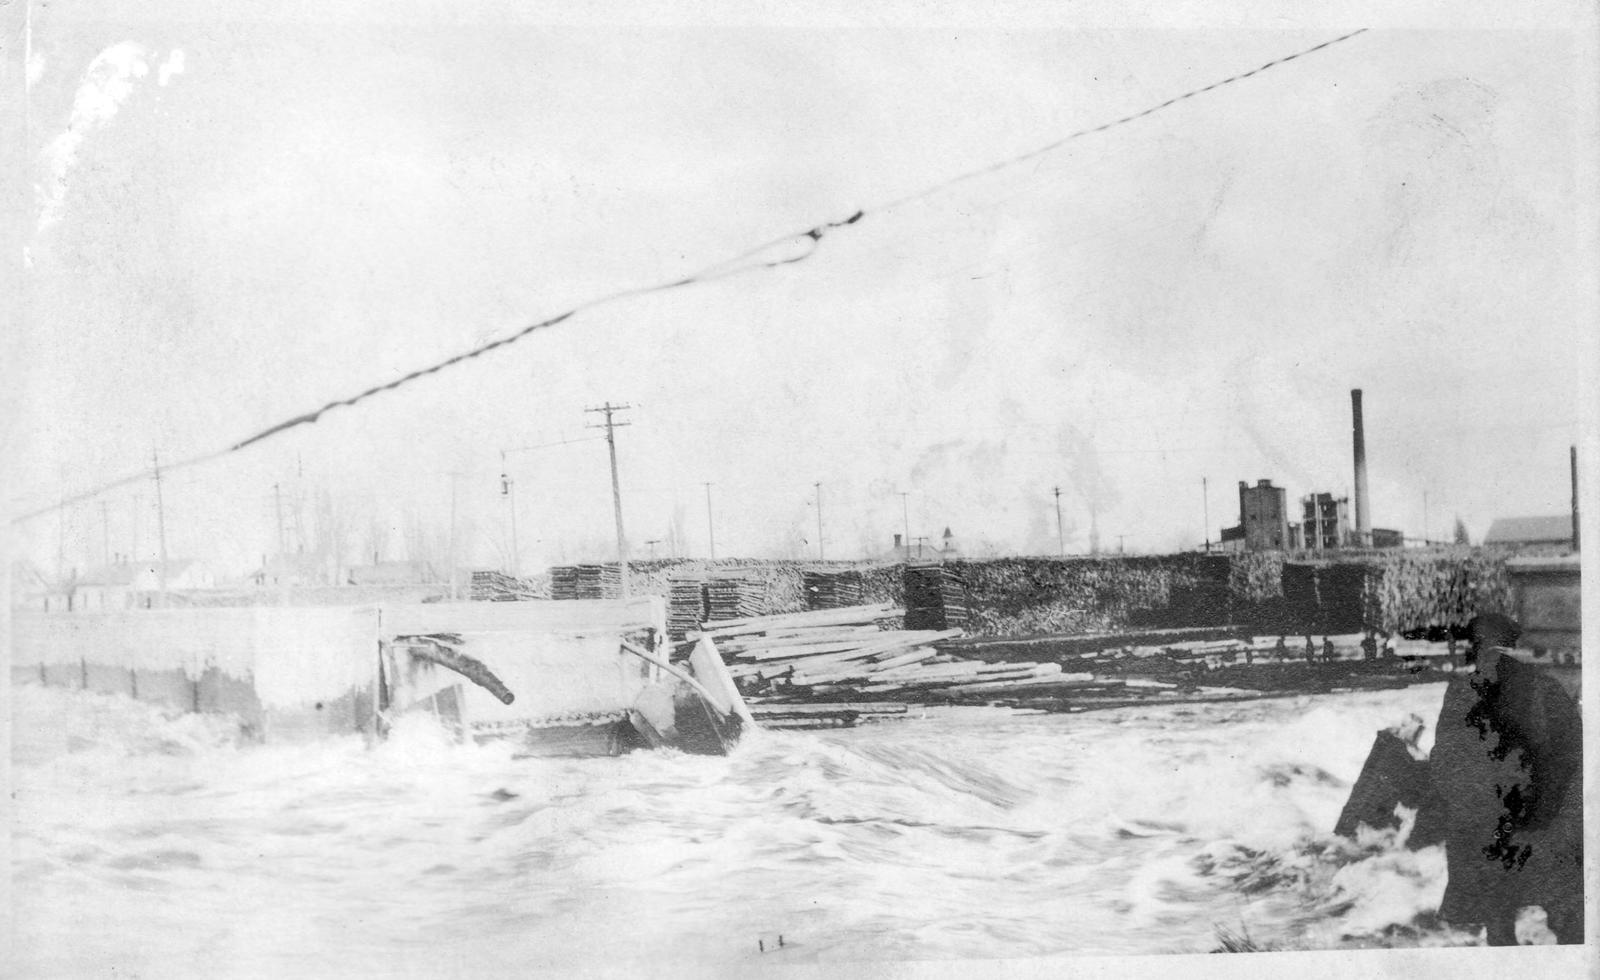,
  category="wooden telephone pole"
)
[586,403,633,597]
